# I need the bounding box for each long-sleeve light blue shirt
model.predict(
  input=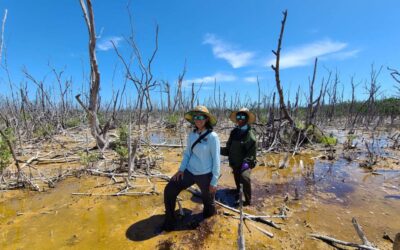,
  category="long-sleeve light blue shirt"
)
[179,130,220,187]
